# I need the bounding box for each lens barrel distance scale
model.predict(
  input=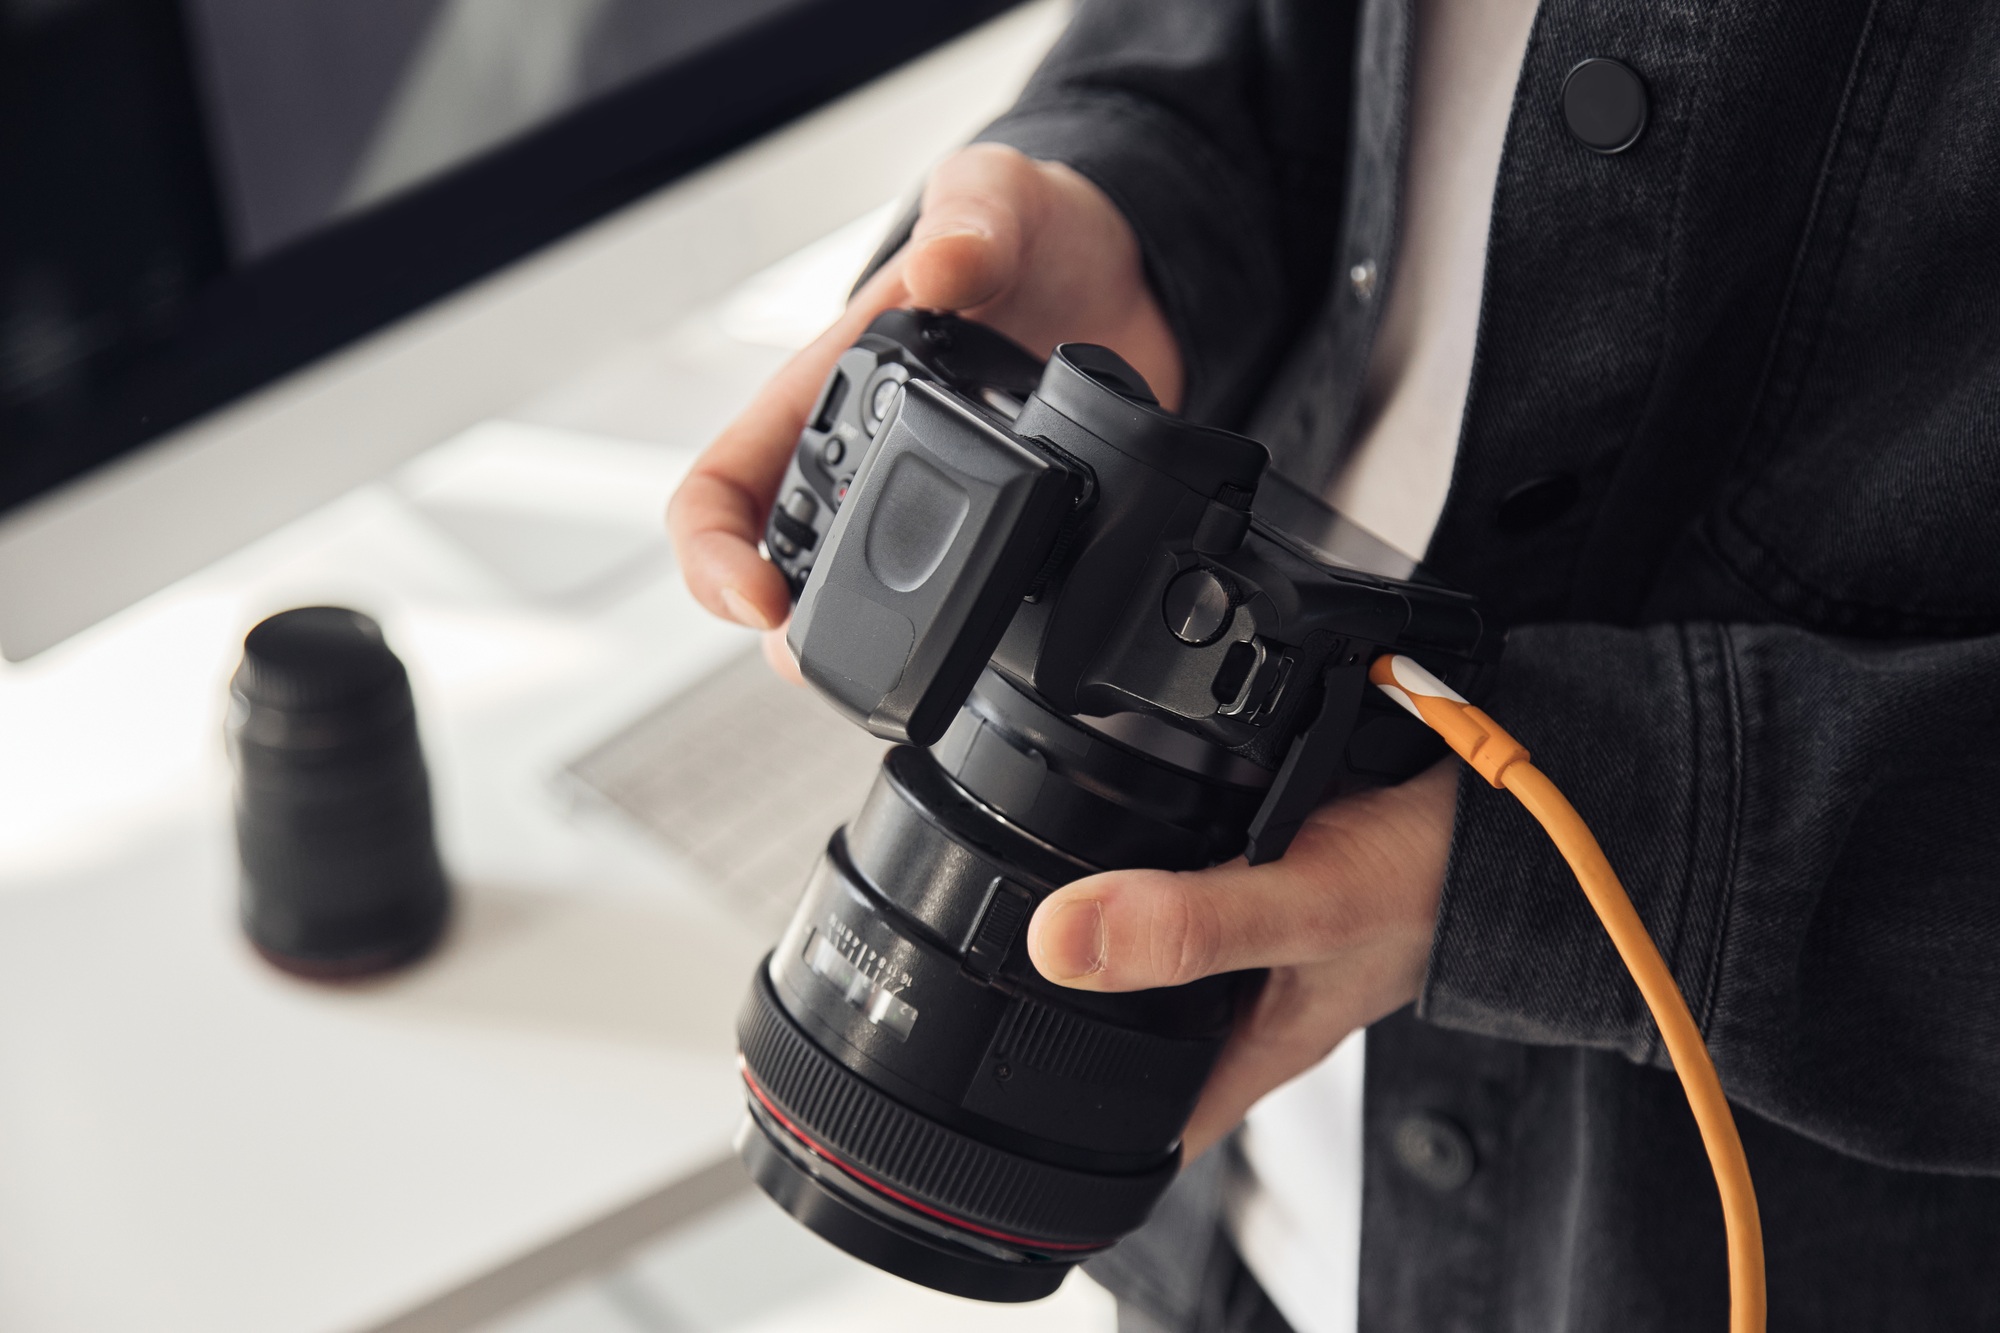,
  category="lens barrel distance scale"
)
[742,311,1501,1300]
